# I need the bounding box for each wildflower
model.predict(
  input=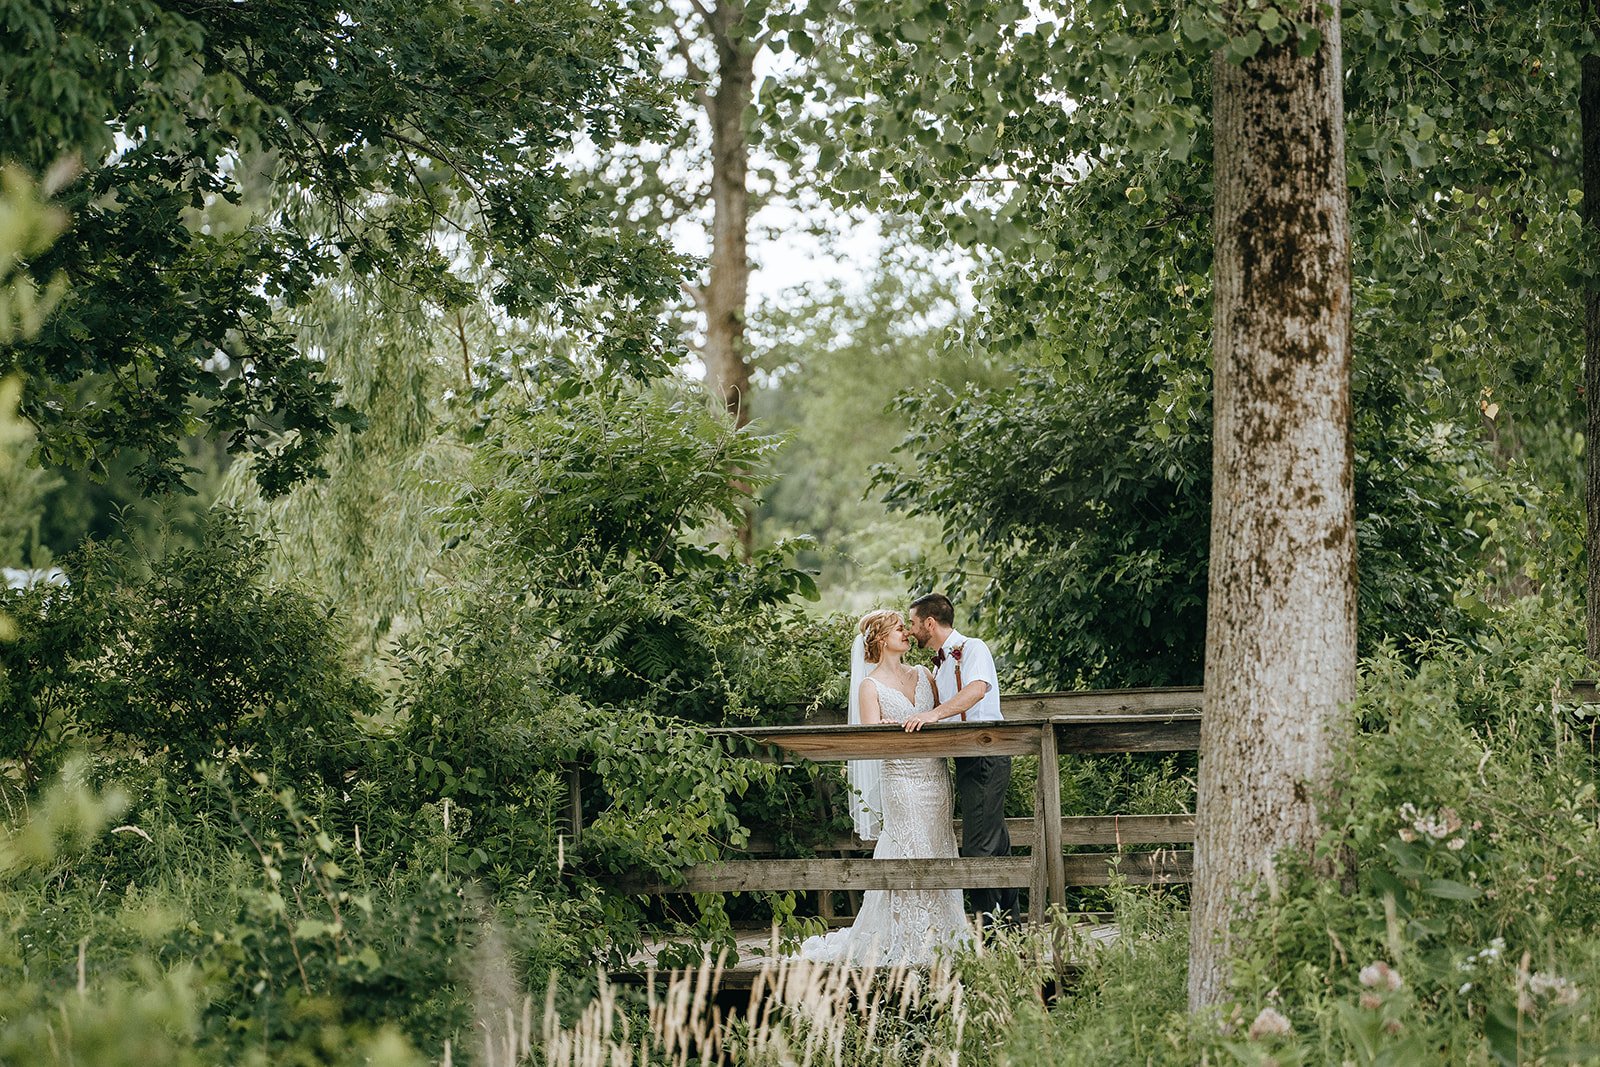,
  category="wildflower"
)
[1360,961,1404,992]
[1529,972,1581,1007]
[1359,992,1382,1011]
[1383,1019,1403,1036]
[1248,1007,1292,1041]
[1459,983,1473,995]
[1447,837,1466,851]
